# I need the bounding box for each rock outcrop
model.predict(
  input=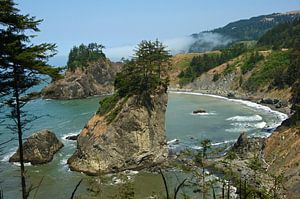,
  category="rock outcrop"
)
[68,88,169,175]
[193,109,206,114]
[9,129,64,165]
[264,126,300,199]
[232,132,265,159]
[42,60,122,99]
